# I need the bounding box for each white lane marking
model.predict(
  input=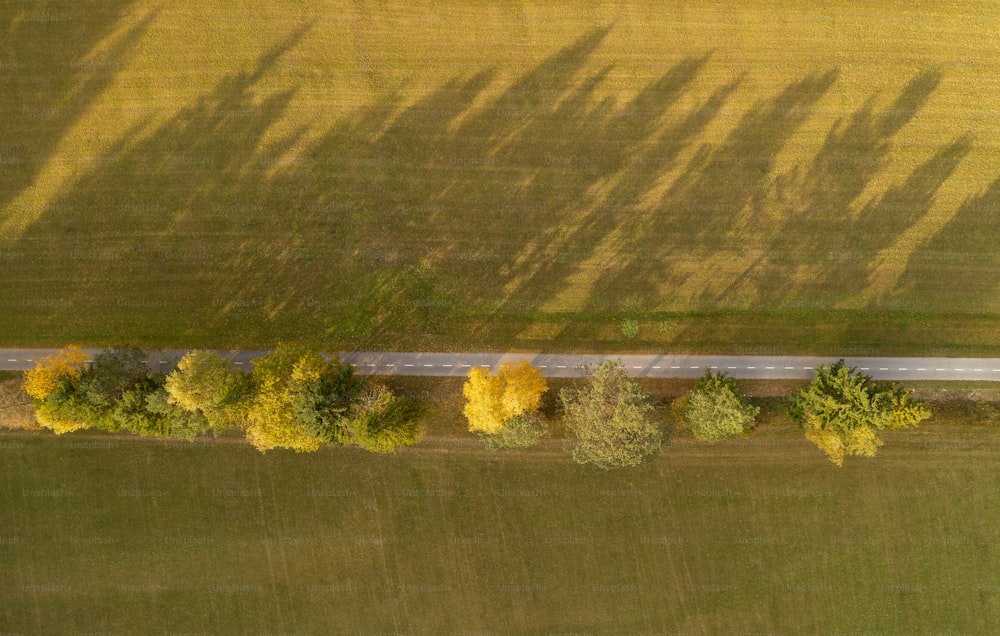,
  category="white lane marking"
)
[633,366,643,369]
[802,367,812,370]
[879,368,888,371]
[6,359,16,362]
[386,364,395,367]
[405,364,414,367]
[955,368,964,371]
[860,368,869,371]
[424,364,434,367]
[652,366,661,369]
[974,368,983,372]
[936,368,946,371]
[557,365,566,368]
[765,366,774,369]
[898,368,907,371]
[160,360,168,363]
[367,364,376,367]
[690,366,700,369]
[785,366,794,369]
[442,364,452,367]
[235,362,244,365]
[710,366,718,369]
[671,366,681,369]
[461,364,471,367]
[539,365,547,368]
[917,368,925,371]
[747,366,756,369]
[728,366,737,369]
[994,369,1000,372]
